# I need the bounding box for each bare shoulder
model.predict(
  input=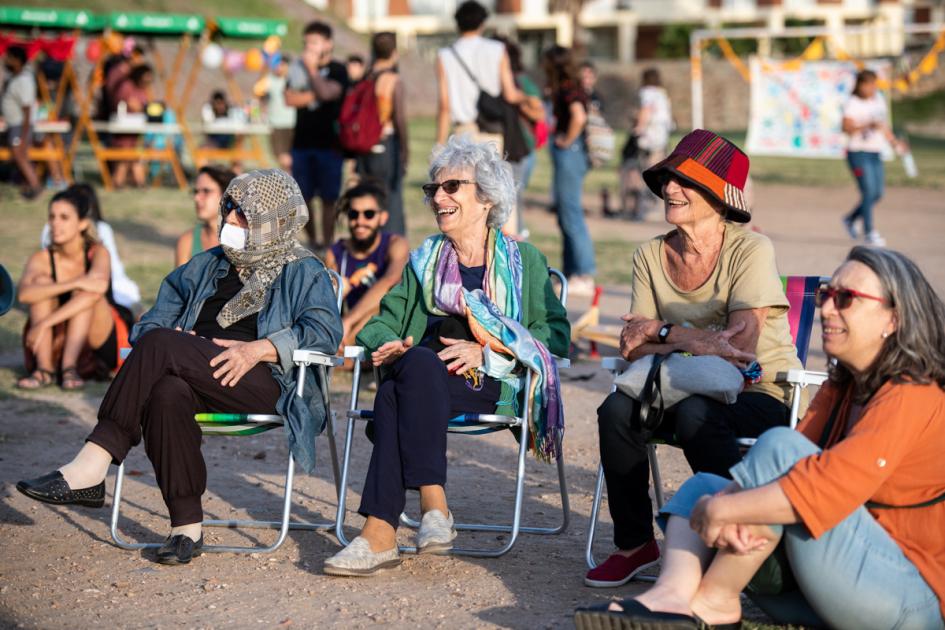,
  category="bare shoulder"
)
[24,249,51,274]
